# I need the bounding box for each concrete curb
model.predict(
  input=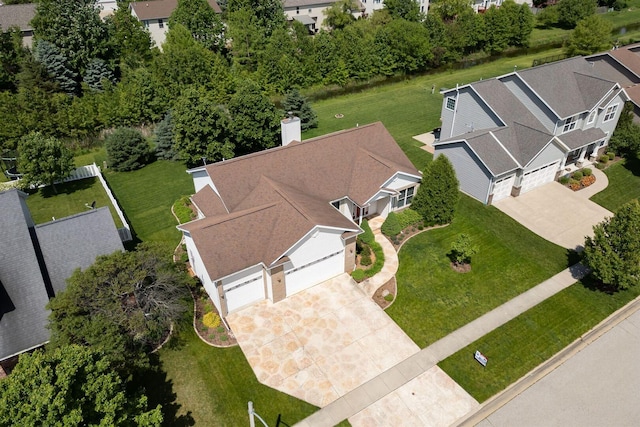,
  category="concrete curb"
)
[455,294,640,426]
